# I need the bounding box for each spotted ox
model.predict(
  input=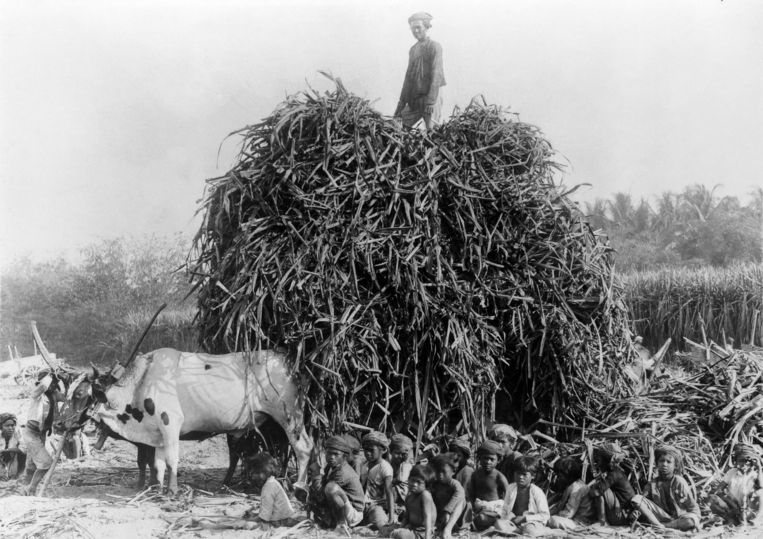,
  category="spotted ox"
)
[58,348,312,494]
